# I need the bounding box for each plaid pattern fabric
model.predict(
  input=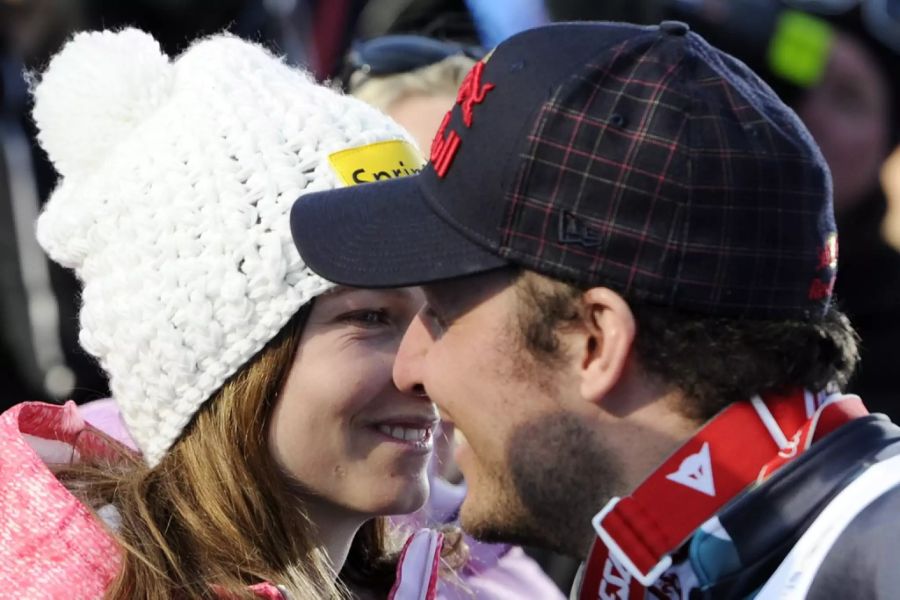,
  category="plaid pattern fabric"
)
[290,22,836,318]
[499,31,834,319]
